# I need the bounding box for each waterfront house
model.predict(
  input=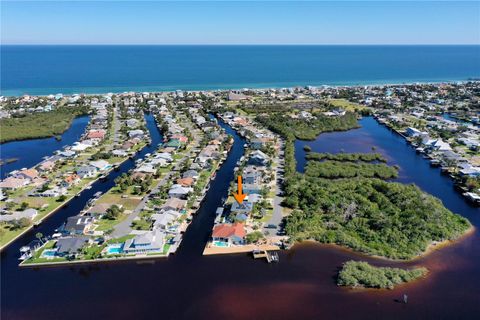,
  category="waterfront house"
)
[63,215,94,235]
[231,201,253,215]
[55,237,89,257]
[155,152,174,162]
[211,222,246,245]
[152,211,180,230]
[150,158,169,167]
[111,149,128,157]
[14,168,39,181]
[41,186,67,197]
[164,139,182,149]
[0,209,38,222]
[0,177,29,190]
[248,150,269,166]
[121,141,135,151]
[87,203,112,217]
[87,130,106,140]
[58,150,76,158]
[405,127,428,138]
[136,164,156,174]
[90,160,111,171]
[429,139,452,152]
[76,165,97,178]
[38,160,56,172]
[123,229,165,254]
[162,198,187,211]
